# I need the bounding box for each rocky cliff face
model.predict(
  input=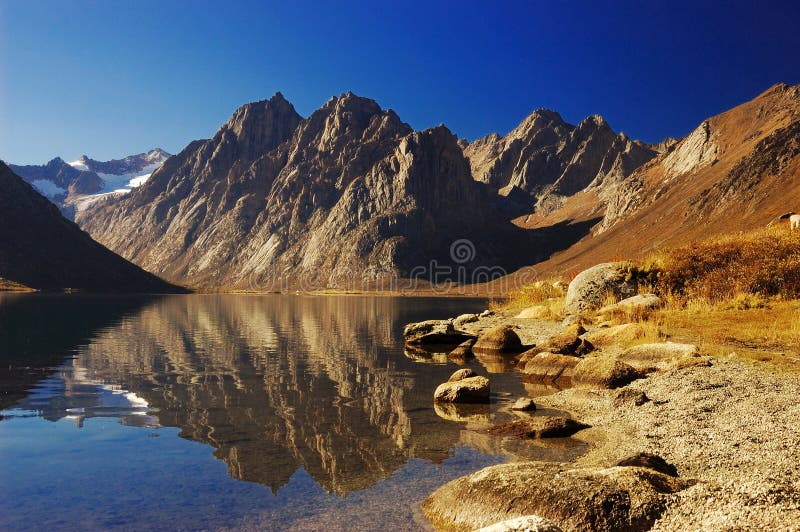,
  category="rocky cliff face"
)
[463,110,658,214]
[0,162,184,292]
[71,148,170,175]
[79,93,534,289]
